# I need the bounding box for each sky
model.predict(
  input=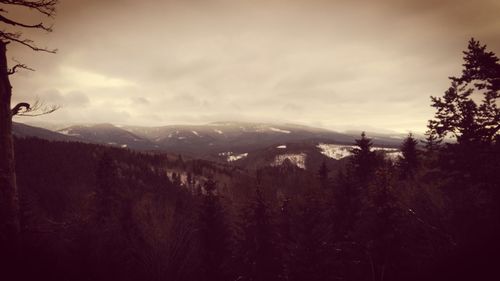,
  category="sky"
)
[7,0,500,133]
